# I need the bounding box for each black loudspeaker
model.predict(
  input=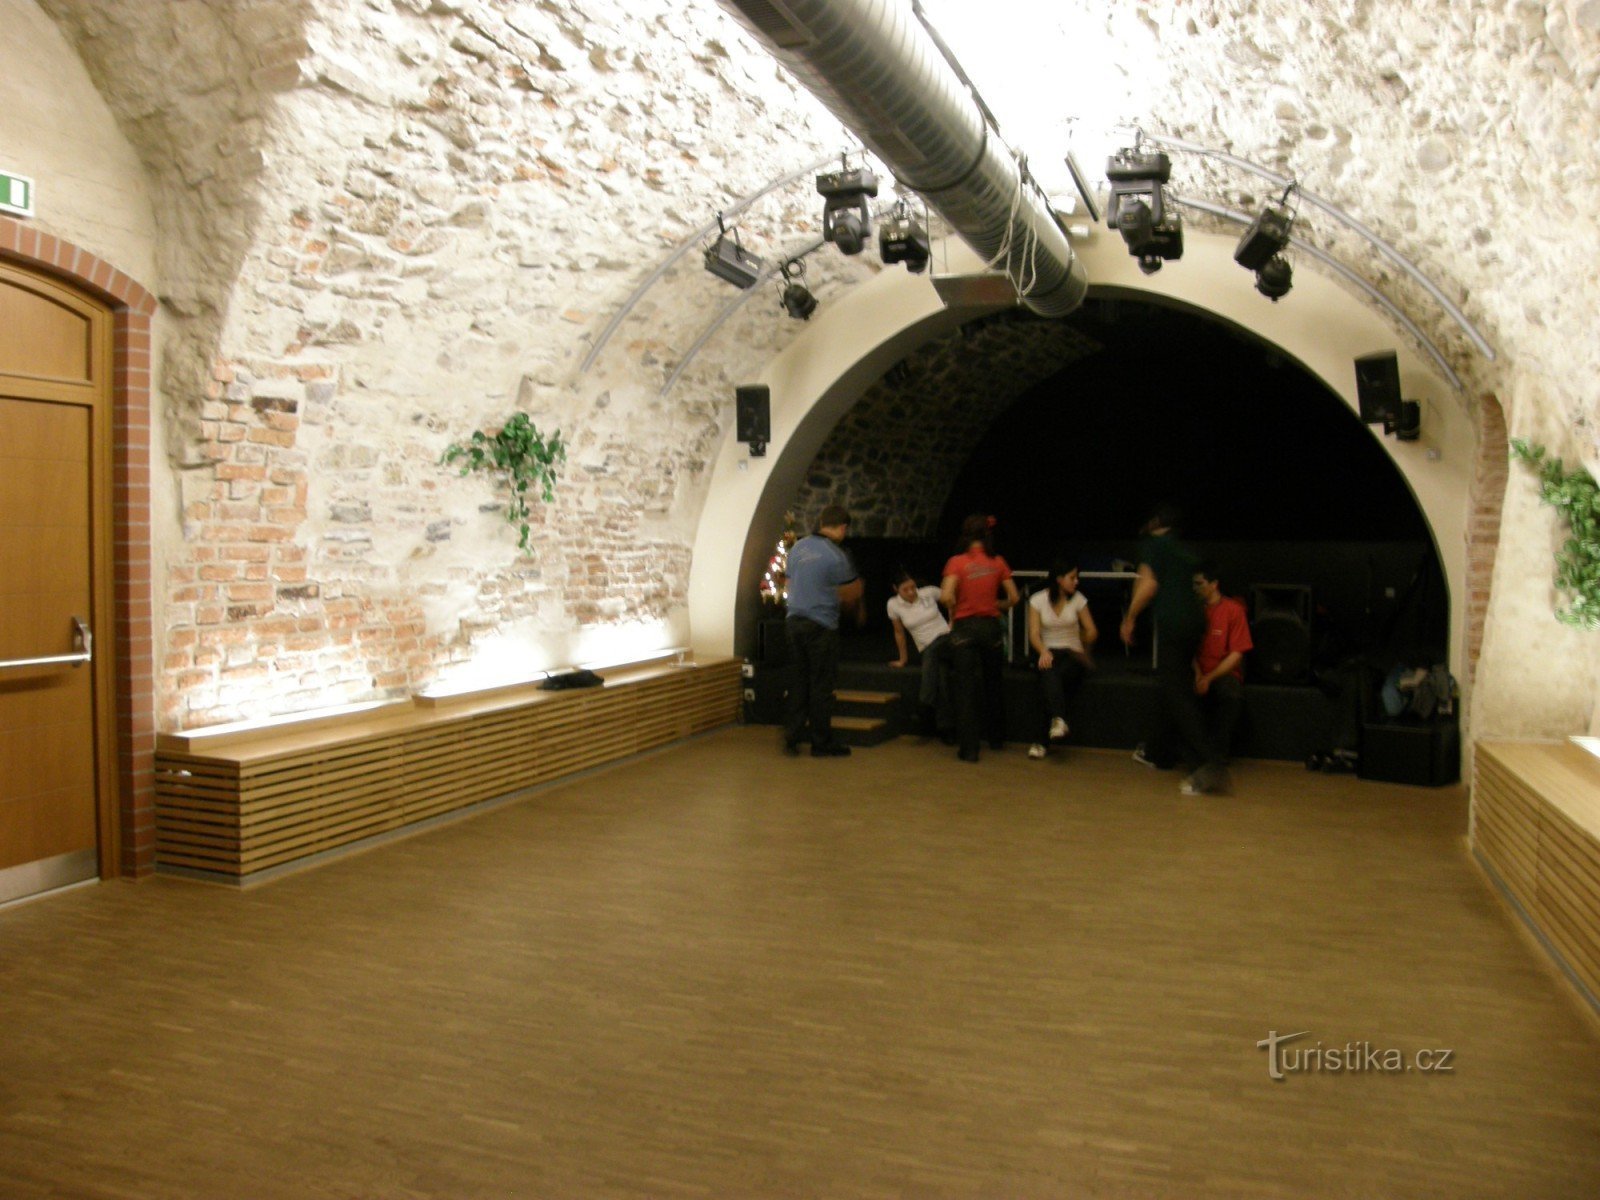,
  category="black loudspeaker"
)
[1249,584,1312,684]
[735,385,770,453]
[1354,351,1402,426]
